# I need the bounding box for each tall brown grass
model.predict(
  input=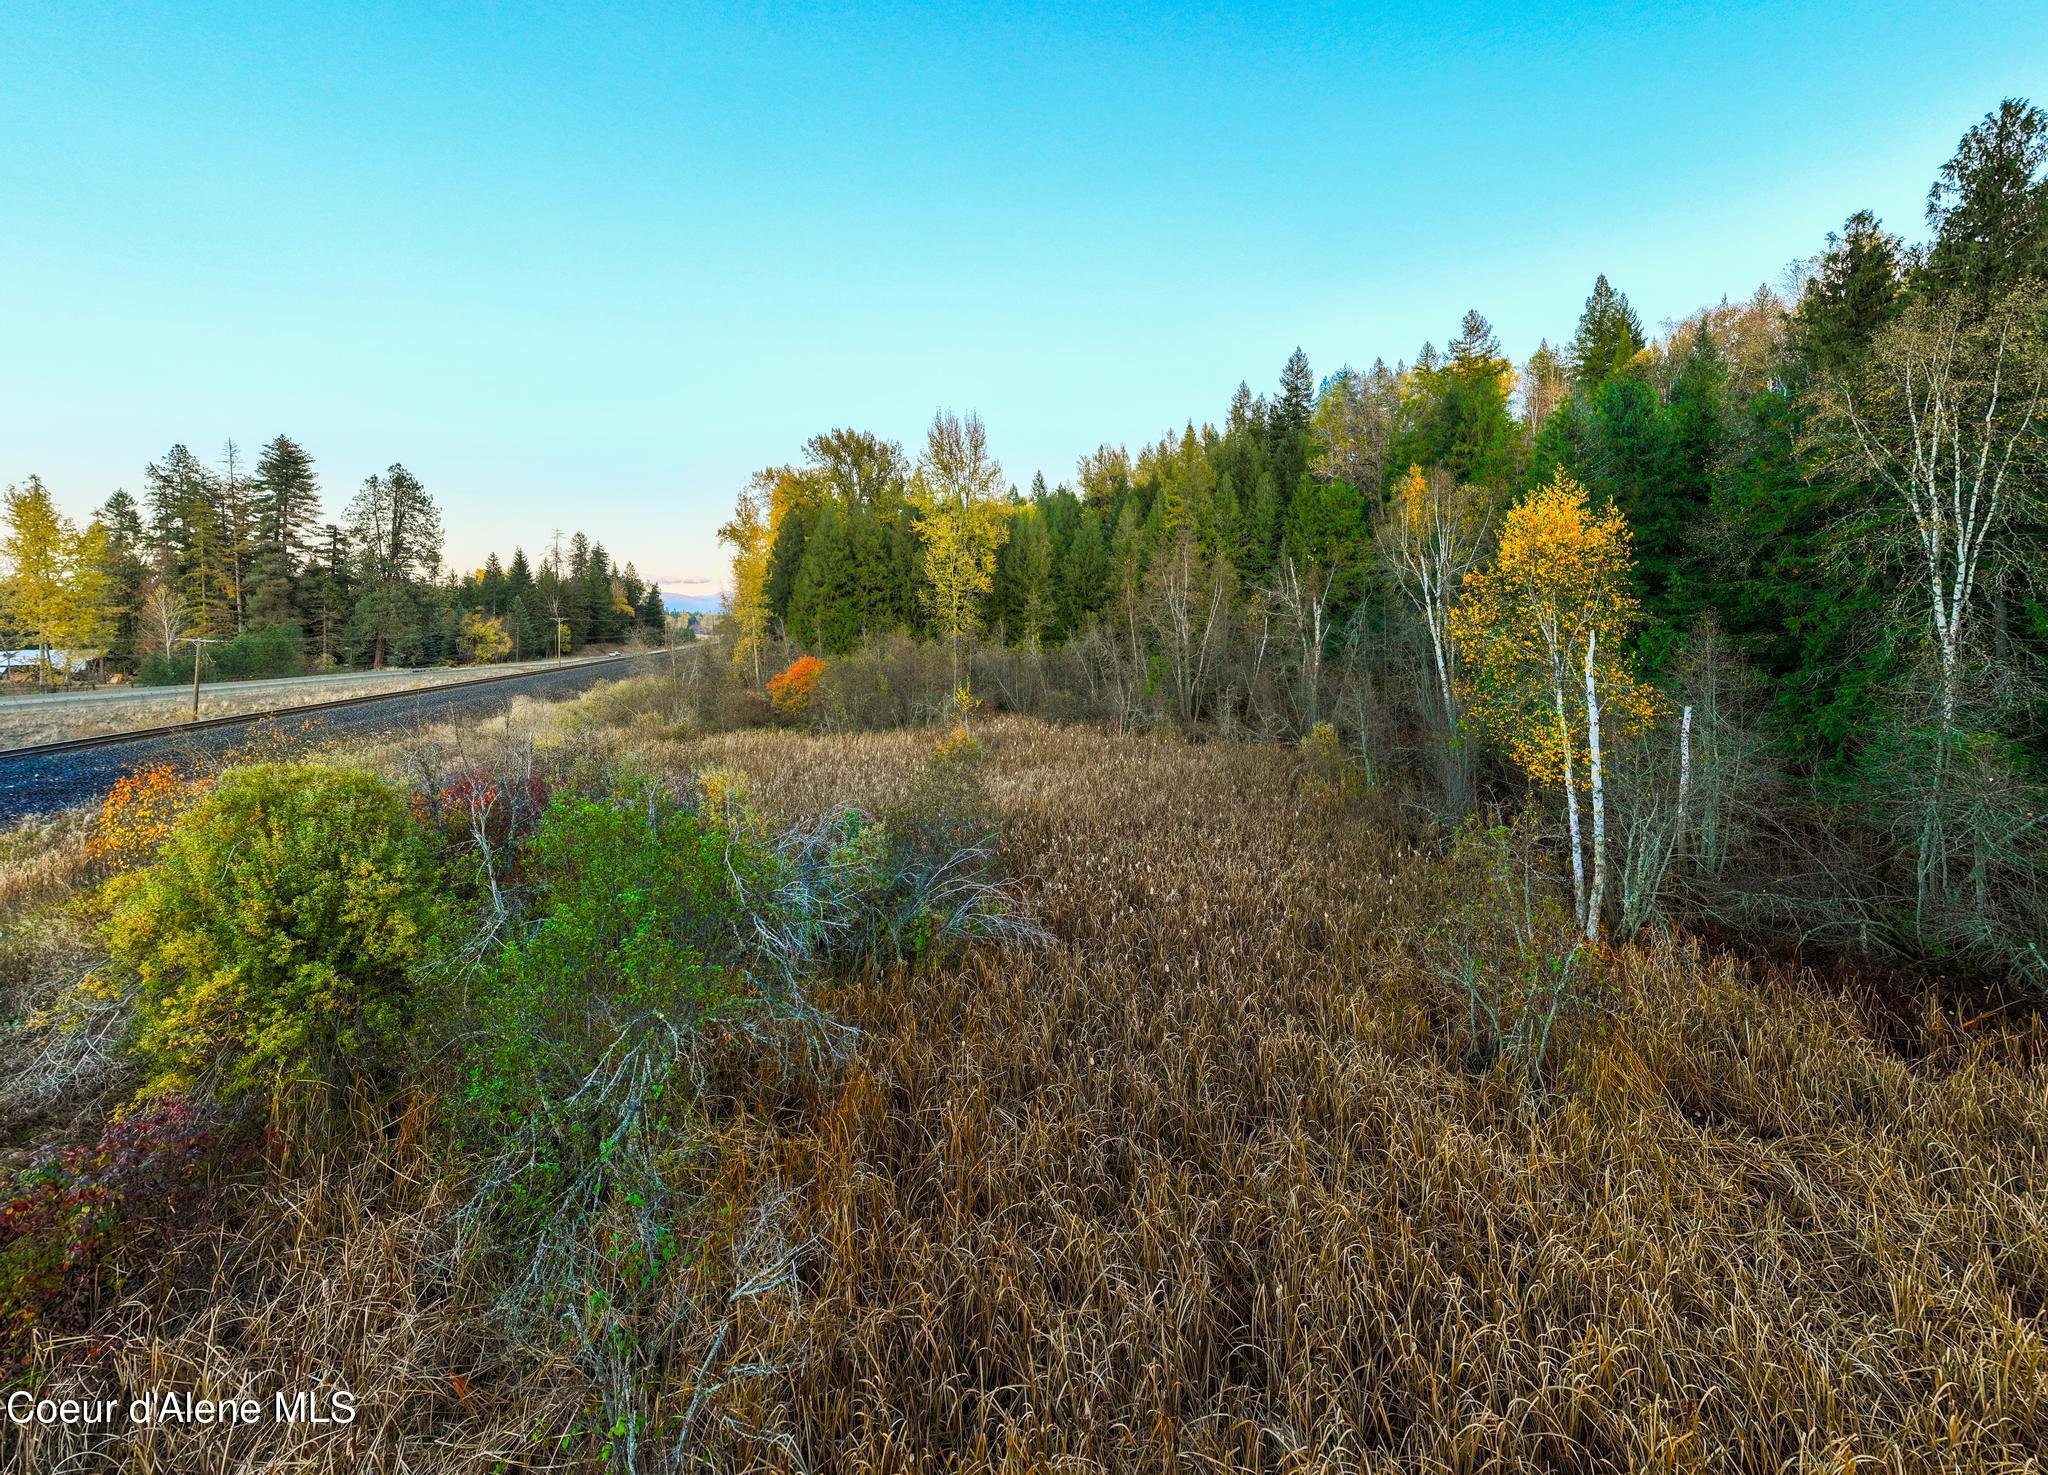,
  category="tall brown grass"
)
[5,707,2045,1471]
